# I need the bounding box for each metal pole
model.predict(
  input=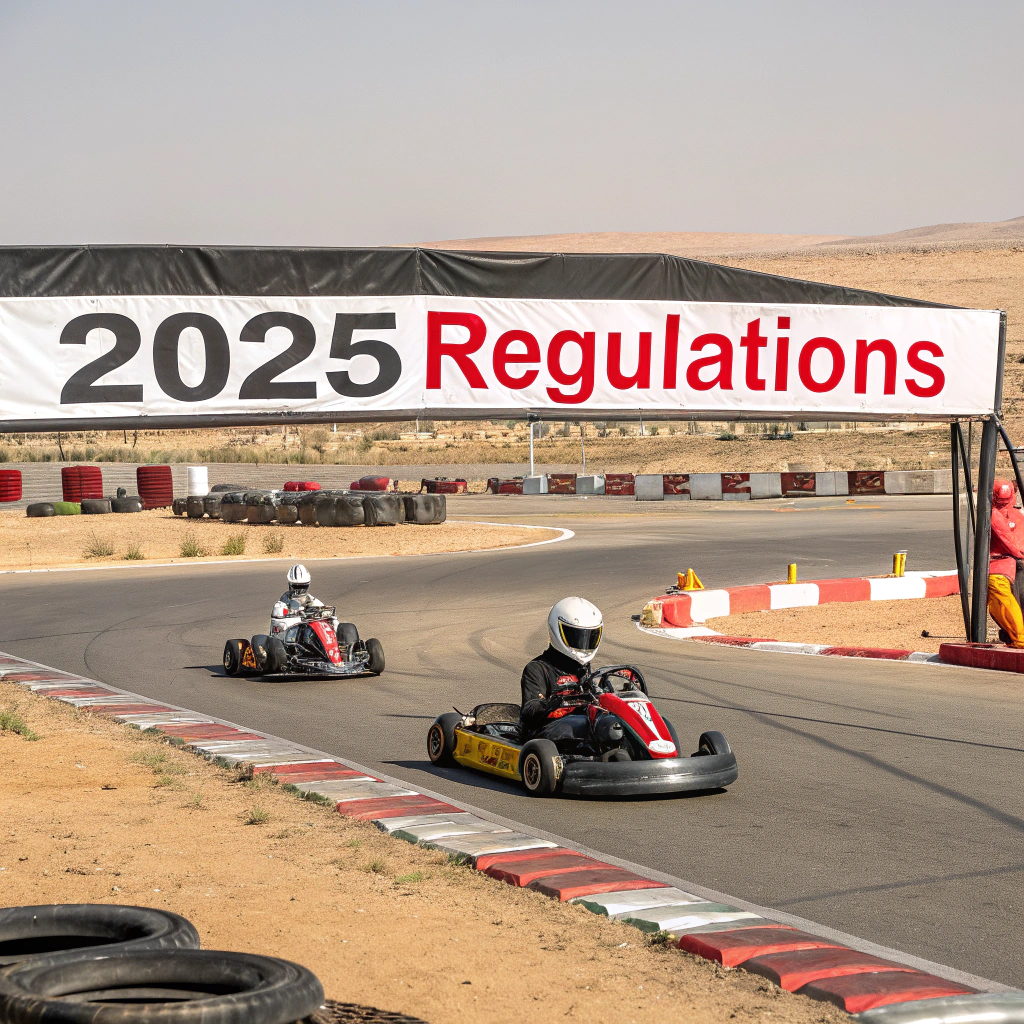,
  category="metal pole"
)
[970,417,998,642]
[956,425,976,534]
[951,424,970,639]
[580,422,586,475]
[529,419,535,477]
